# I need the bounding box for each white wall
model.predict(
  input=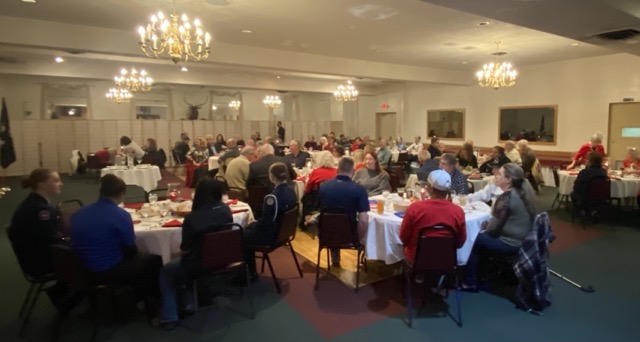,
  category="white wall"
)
[372,53,640,151]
